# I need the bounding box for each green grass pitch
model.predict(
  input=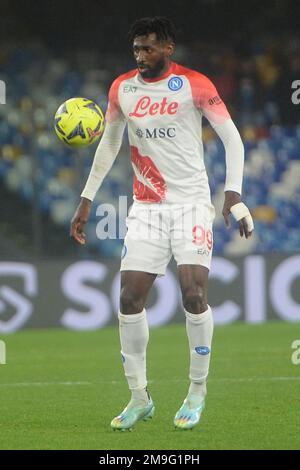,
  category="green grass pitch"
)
[0,322,299,450]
